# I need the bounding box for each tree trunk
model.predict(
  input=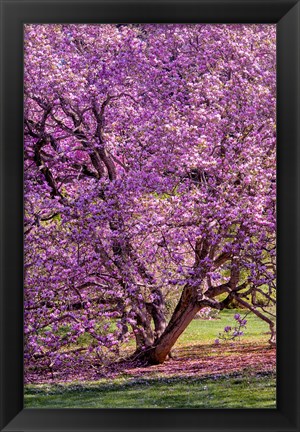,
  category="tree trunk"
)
[132,307,155,349]
[131,238,208,365]
[136,284,201,365]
